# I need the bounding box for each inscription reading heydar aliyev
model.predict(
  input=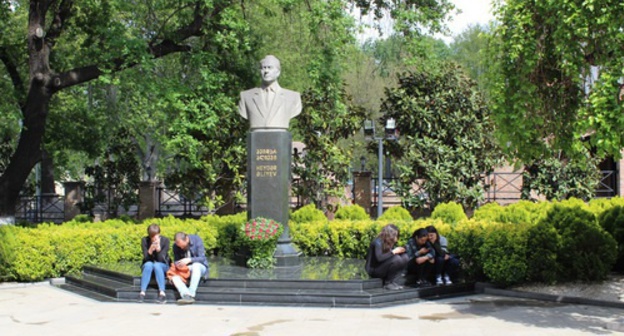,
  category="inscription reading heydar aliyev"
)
[238,55,302,129]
